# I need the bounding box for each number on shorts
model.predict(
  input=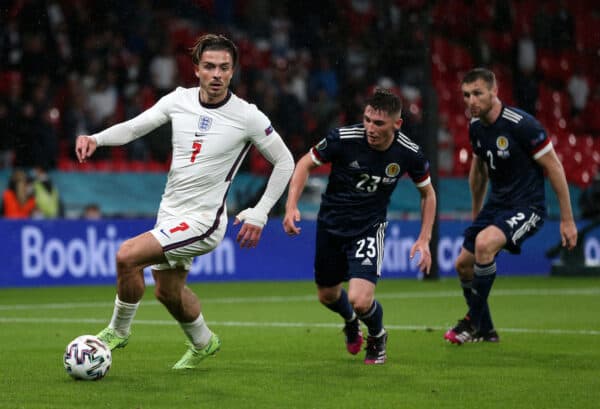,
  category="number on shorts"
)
[169,222,190,233]
[355,237,376,258]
